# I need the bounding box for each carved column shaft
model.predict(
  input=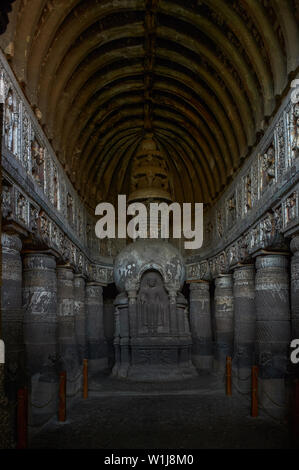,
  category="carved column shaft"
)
[128,289,137,338]
[23,253,58,426]
[214,274,234,372]
[86,283,107,377]
[189,281,213,370]
[57,266,79,396]
[255,254,291,418]
[1,233,24,400]
[290,237,299,339]
[74,275,86,364]
[112,294,129,379]
[233,265,256,392]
